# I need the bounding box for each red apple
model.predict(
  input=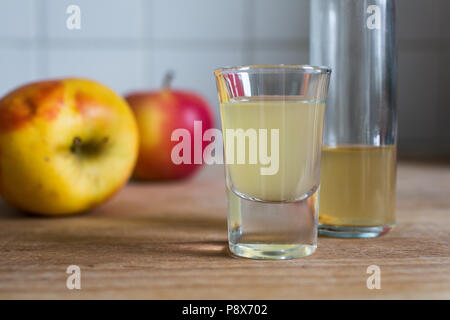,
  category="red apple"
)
[125,72,214,180]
